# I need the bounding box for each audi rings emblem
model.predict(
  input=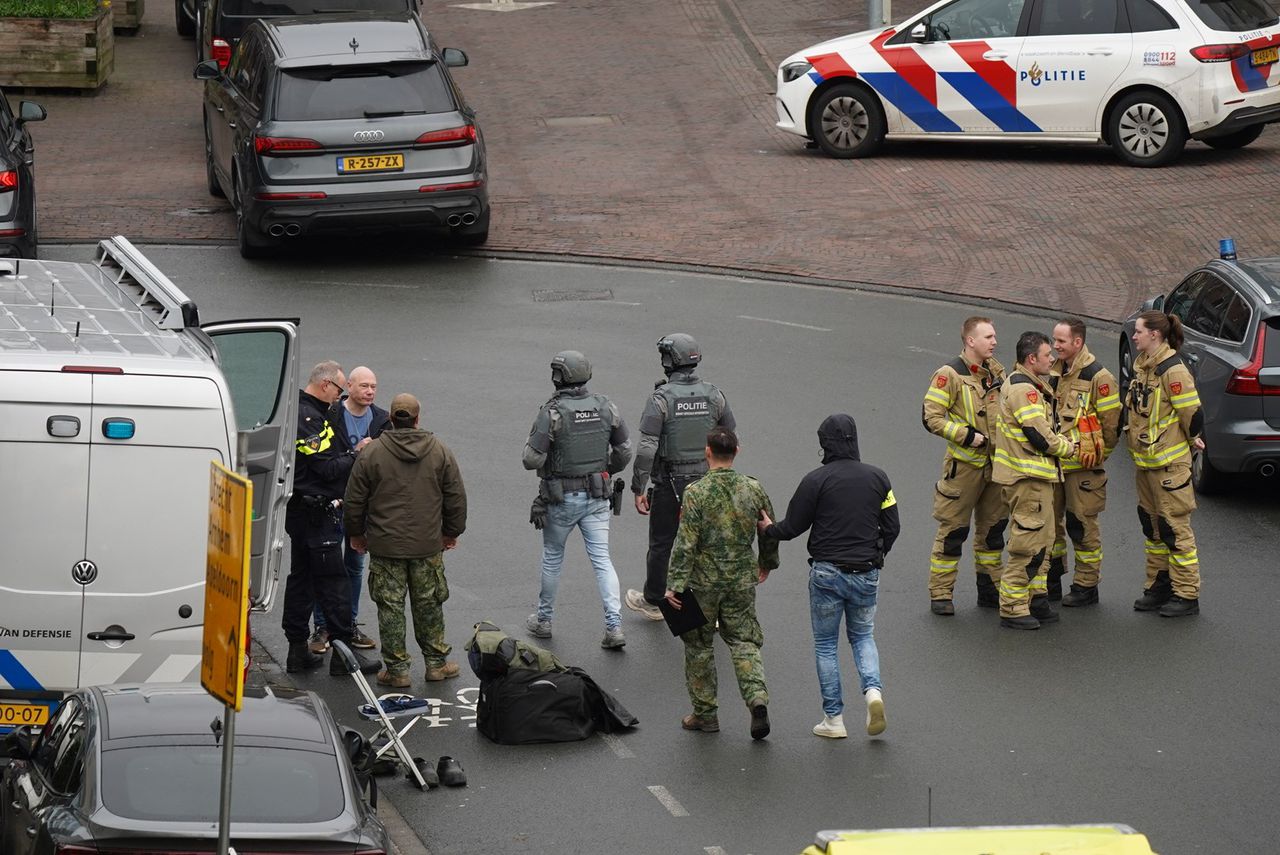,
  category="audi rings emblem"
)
[72,559,98,586]
[354,129,385,143]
